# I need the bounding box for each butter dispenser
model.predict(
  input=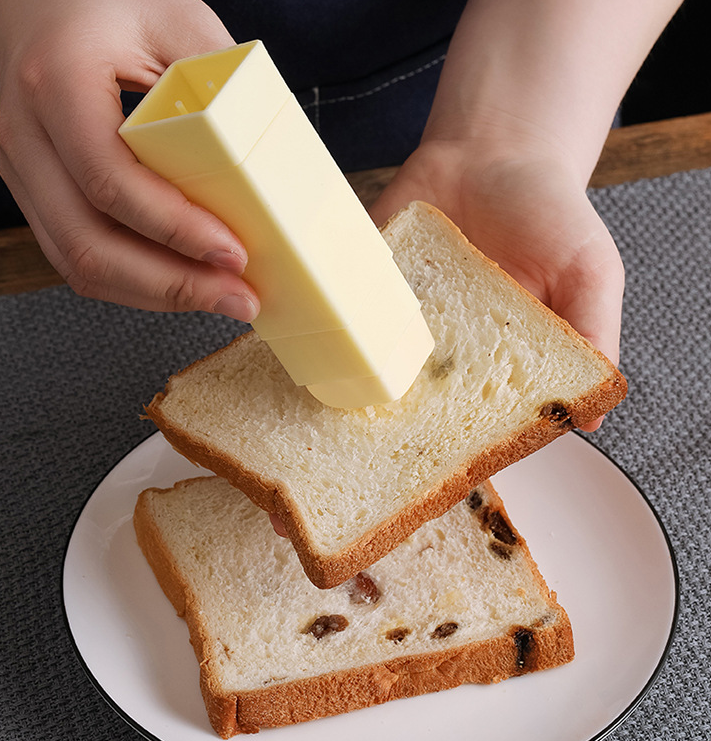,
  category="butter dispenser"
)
[119,40,434,408]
